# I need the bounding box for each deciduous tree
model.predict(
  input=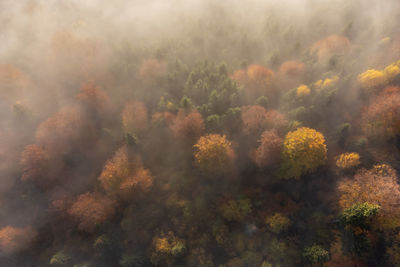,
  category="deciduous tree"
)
[281,127,327,178]
[193,134,235,176]
[68,192,115,233]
